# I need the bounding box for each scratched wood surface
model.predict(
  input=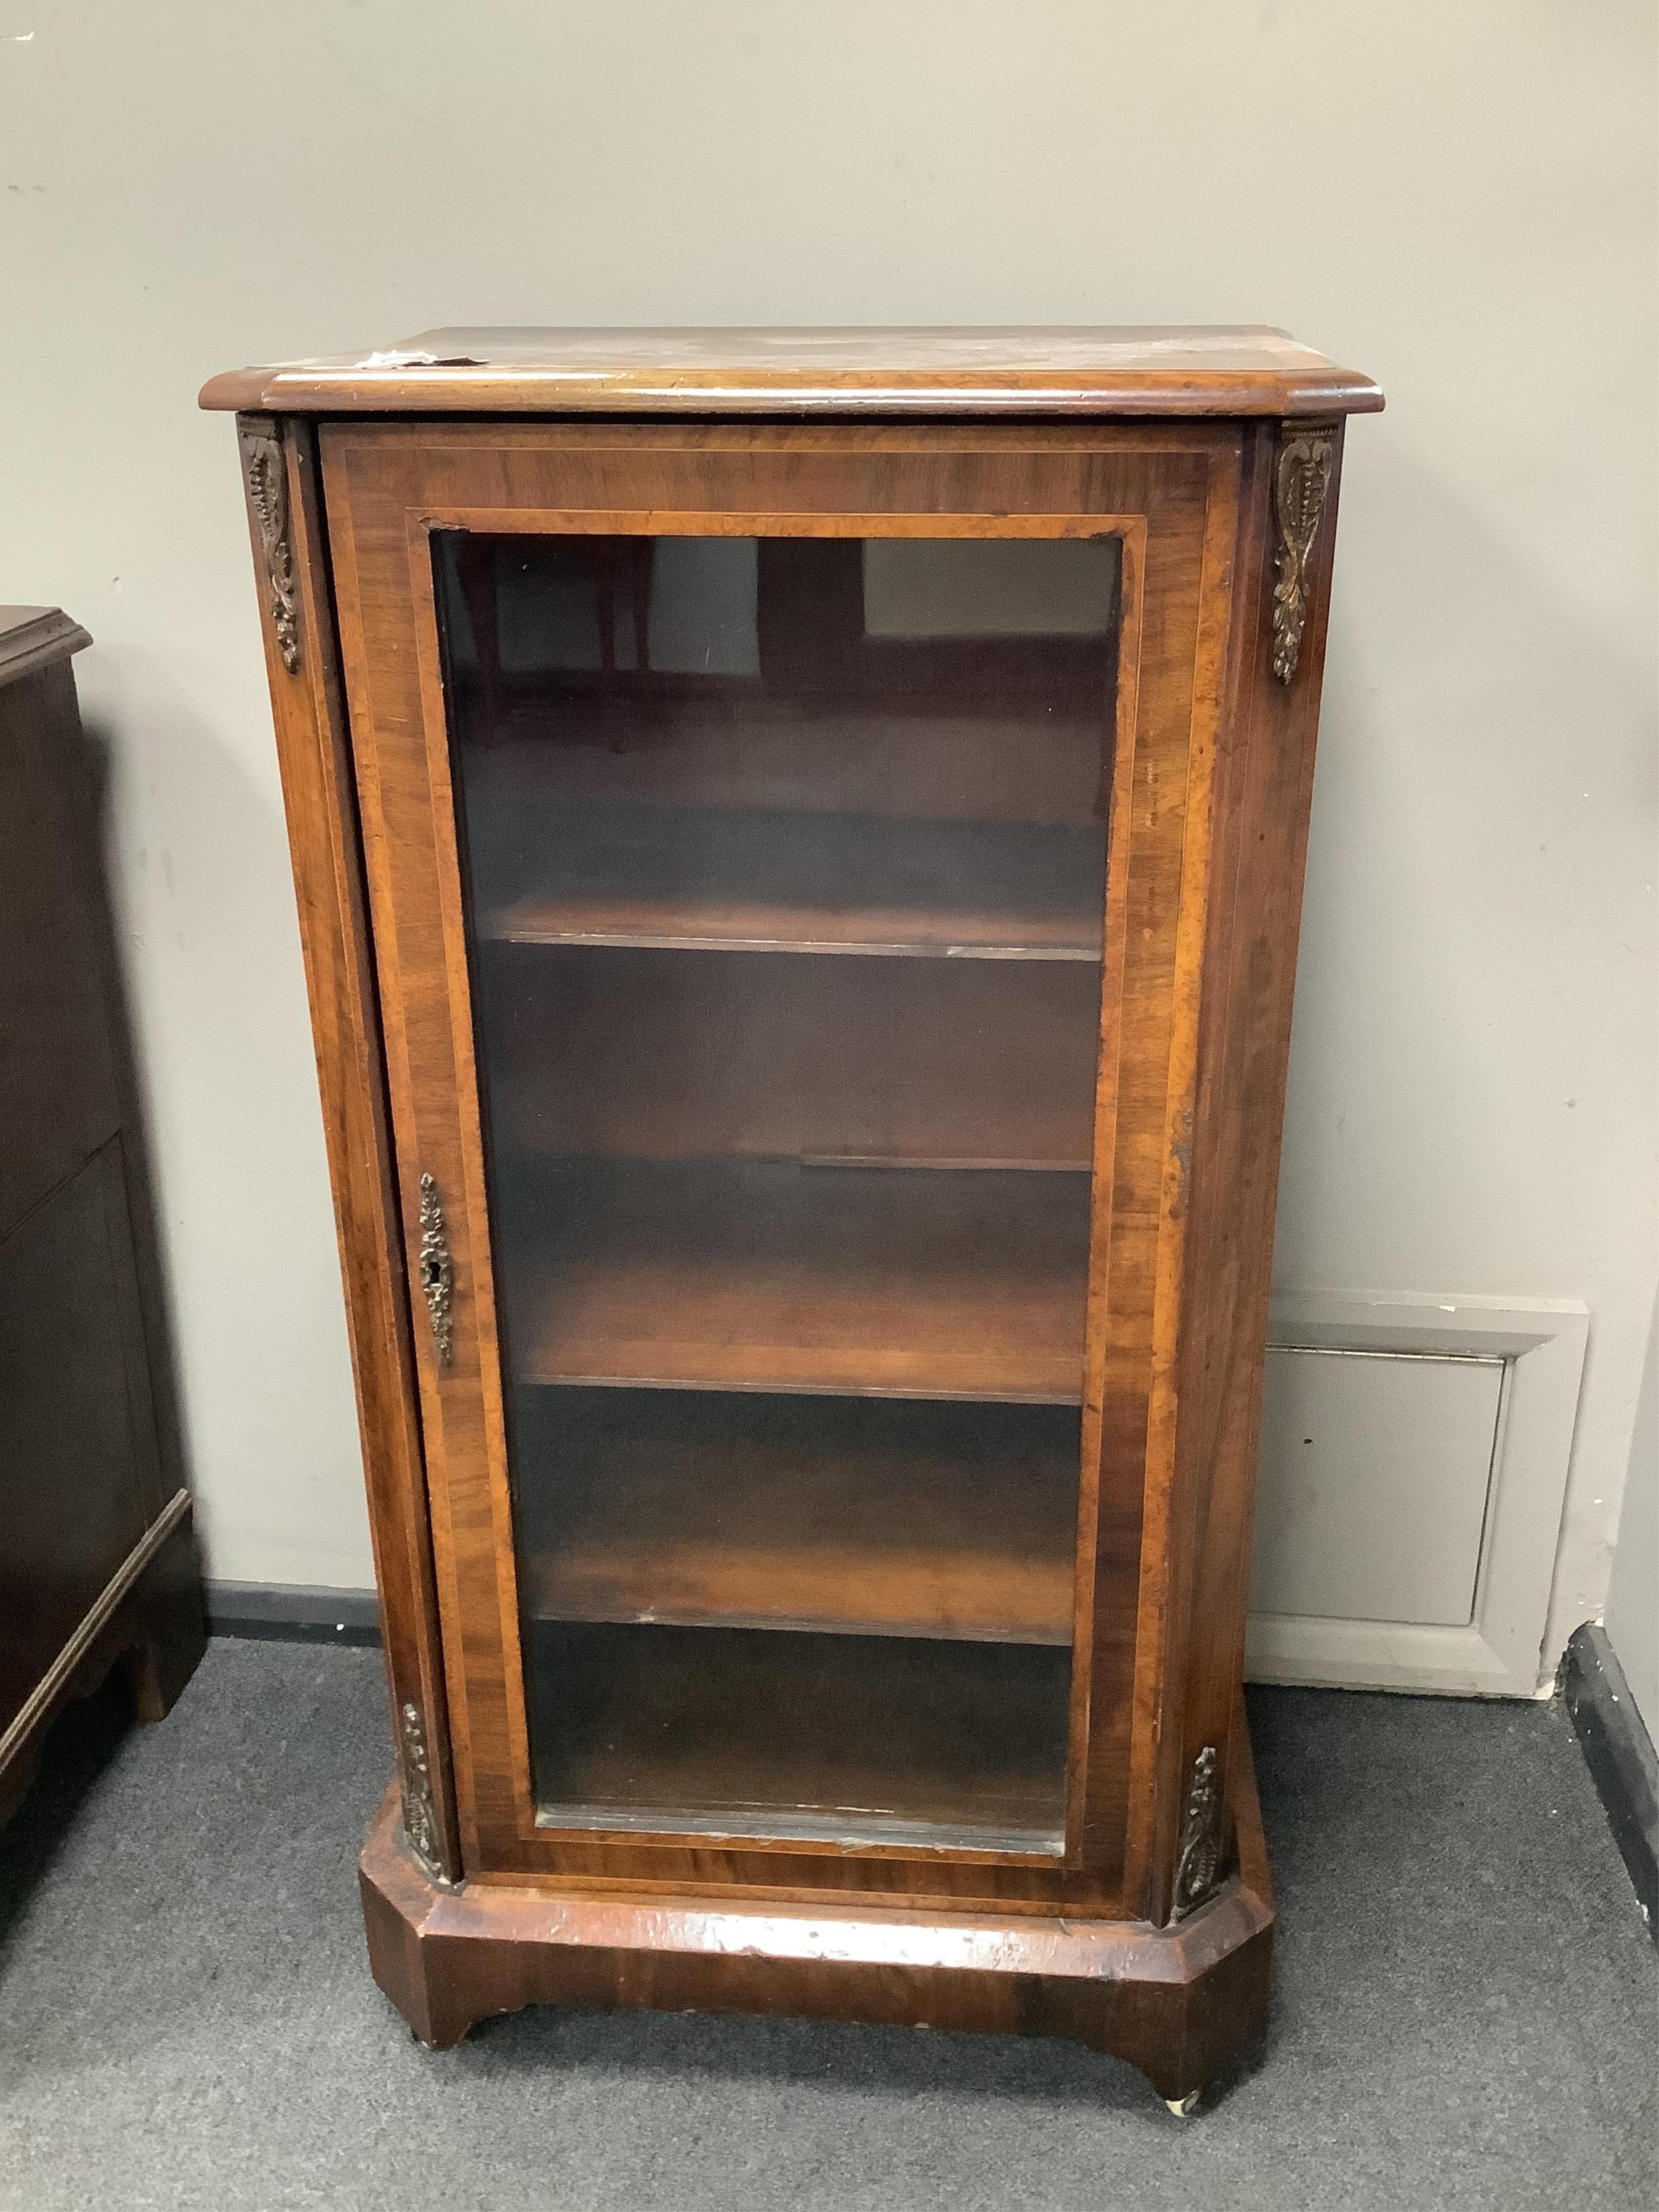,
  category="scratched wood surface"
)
[200,323,1382,420]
